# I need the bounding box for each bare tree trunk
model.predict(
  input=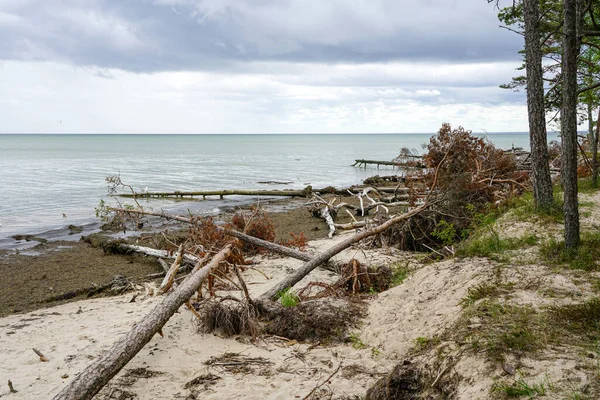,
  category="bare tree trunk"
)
[592,107,600,187]
[259,201,429,301]
[52,245,232,400]
[524,0,554,210]
[562,0,580,249]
